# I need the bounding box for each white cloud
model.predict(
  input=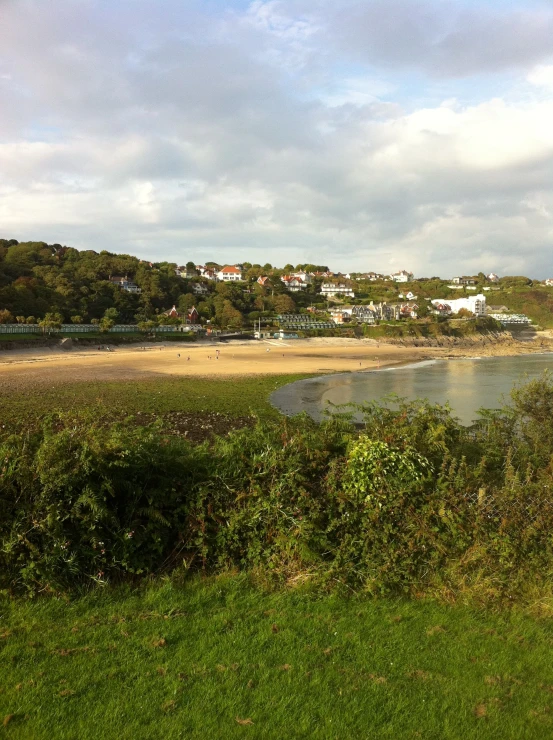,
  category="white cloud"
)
[527,64,553,90]
[1,0,553,275]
